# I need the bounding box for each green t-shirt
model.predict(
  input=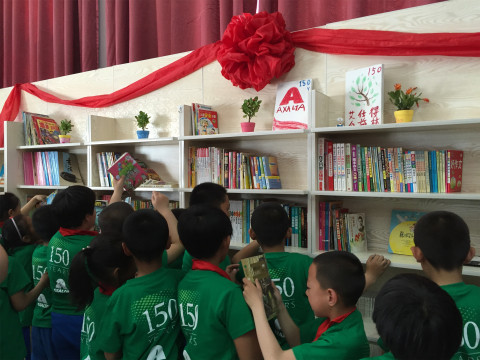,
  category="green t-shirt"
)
[182,251,230,272]
[47,230,95,315]
[292,309,370,360]
[32,244,52,328]
[178,269,256,360]
[162,250,184,270]
[98,267,184,360]
[362,352,395,360]
[442,282,480,360]
[80,288,110,360]
[9,244,36,326]
[0,256,30,359]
